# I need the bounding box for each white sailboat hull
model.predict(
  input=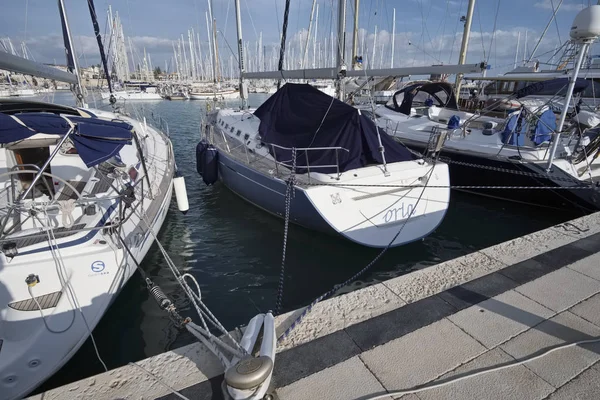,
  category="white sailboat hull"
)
[0,107,174,400]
